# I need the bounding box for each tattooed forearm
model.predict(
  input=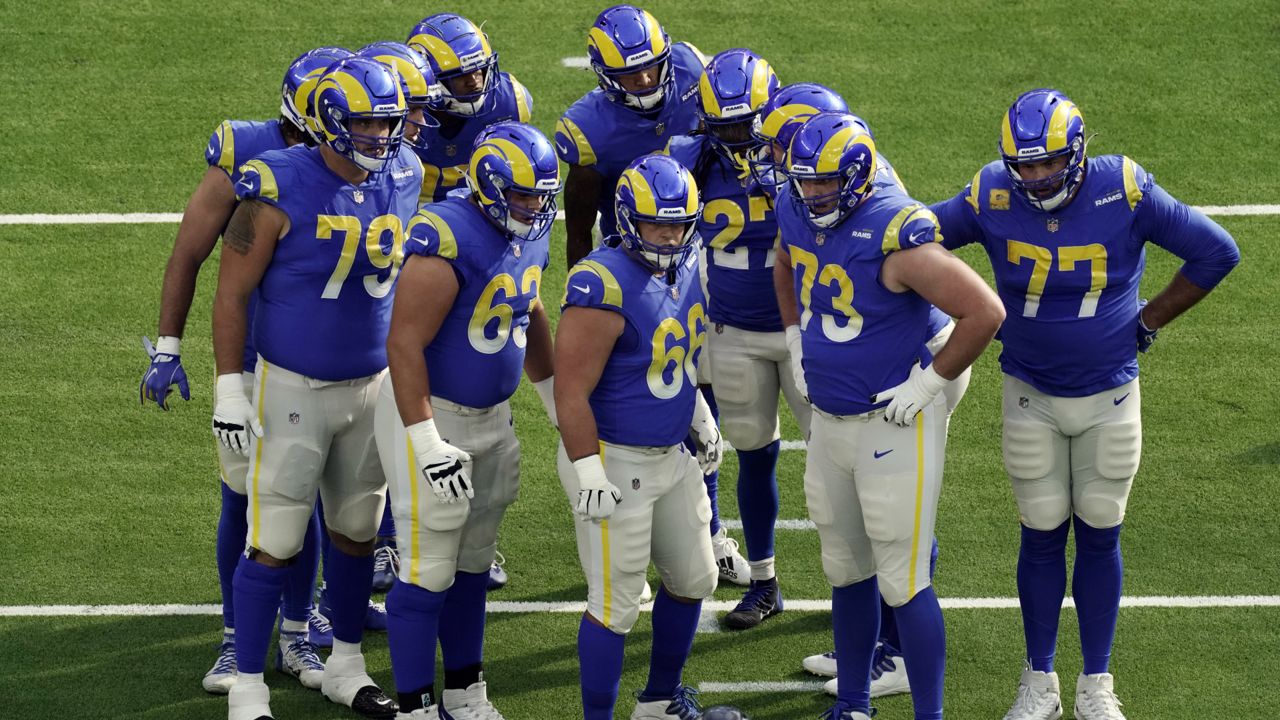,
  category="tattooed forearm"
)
[223,200,260,256]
